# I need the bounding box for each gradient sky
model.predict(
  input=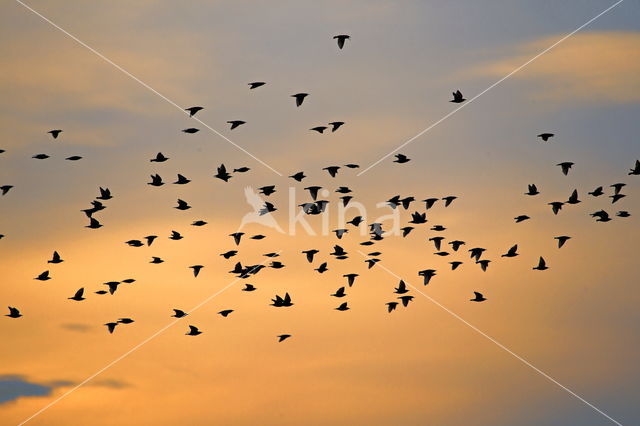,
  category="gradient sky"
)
[1,1,639,425]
